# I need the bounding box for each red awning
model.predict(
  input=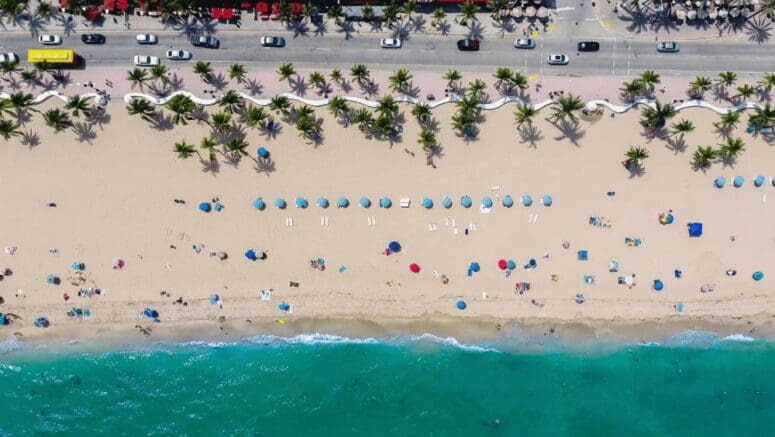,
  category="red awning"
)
[103,0,113,11]
[222,8,233,20]
[84,6,100,21]
[59,0,67,8]
[291,2,302,14]
[116,0,128,11]
[211,7,221,19]
[240,1,251,8]
[271,2,279,13]
[256,2,268,13]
